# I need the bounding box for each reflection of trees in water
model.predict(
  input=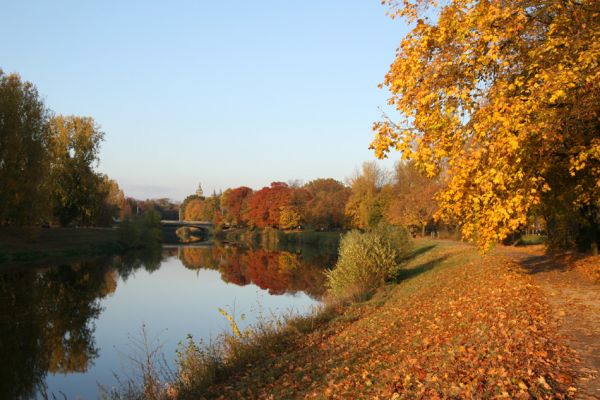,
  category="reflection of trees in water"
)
[113,245,164,280]
[179,246,222,270]
[0,247,163,399]
[178,245,335,299]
